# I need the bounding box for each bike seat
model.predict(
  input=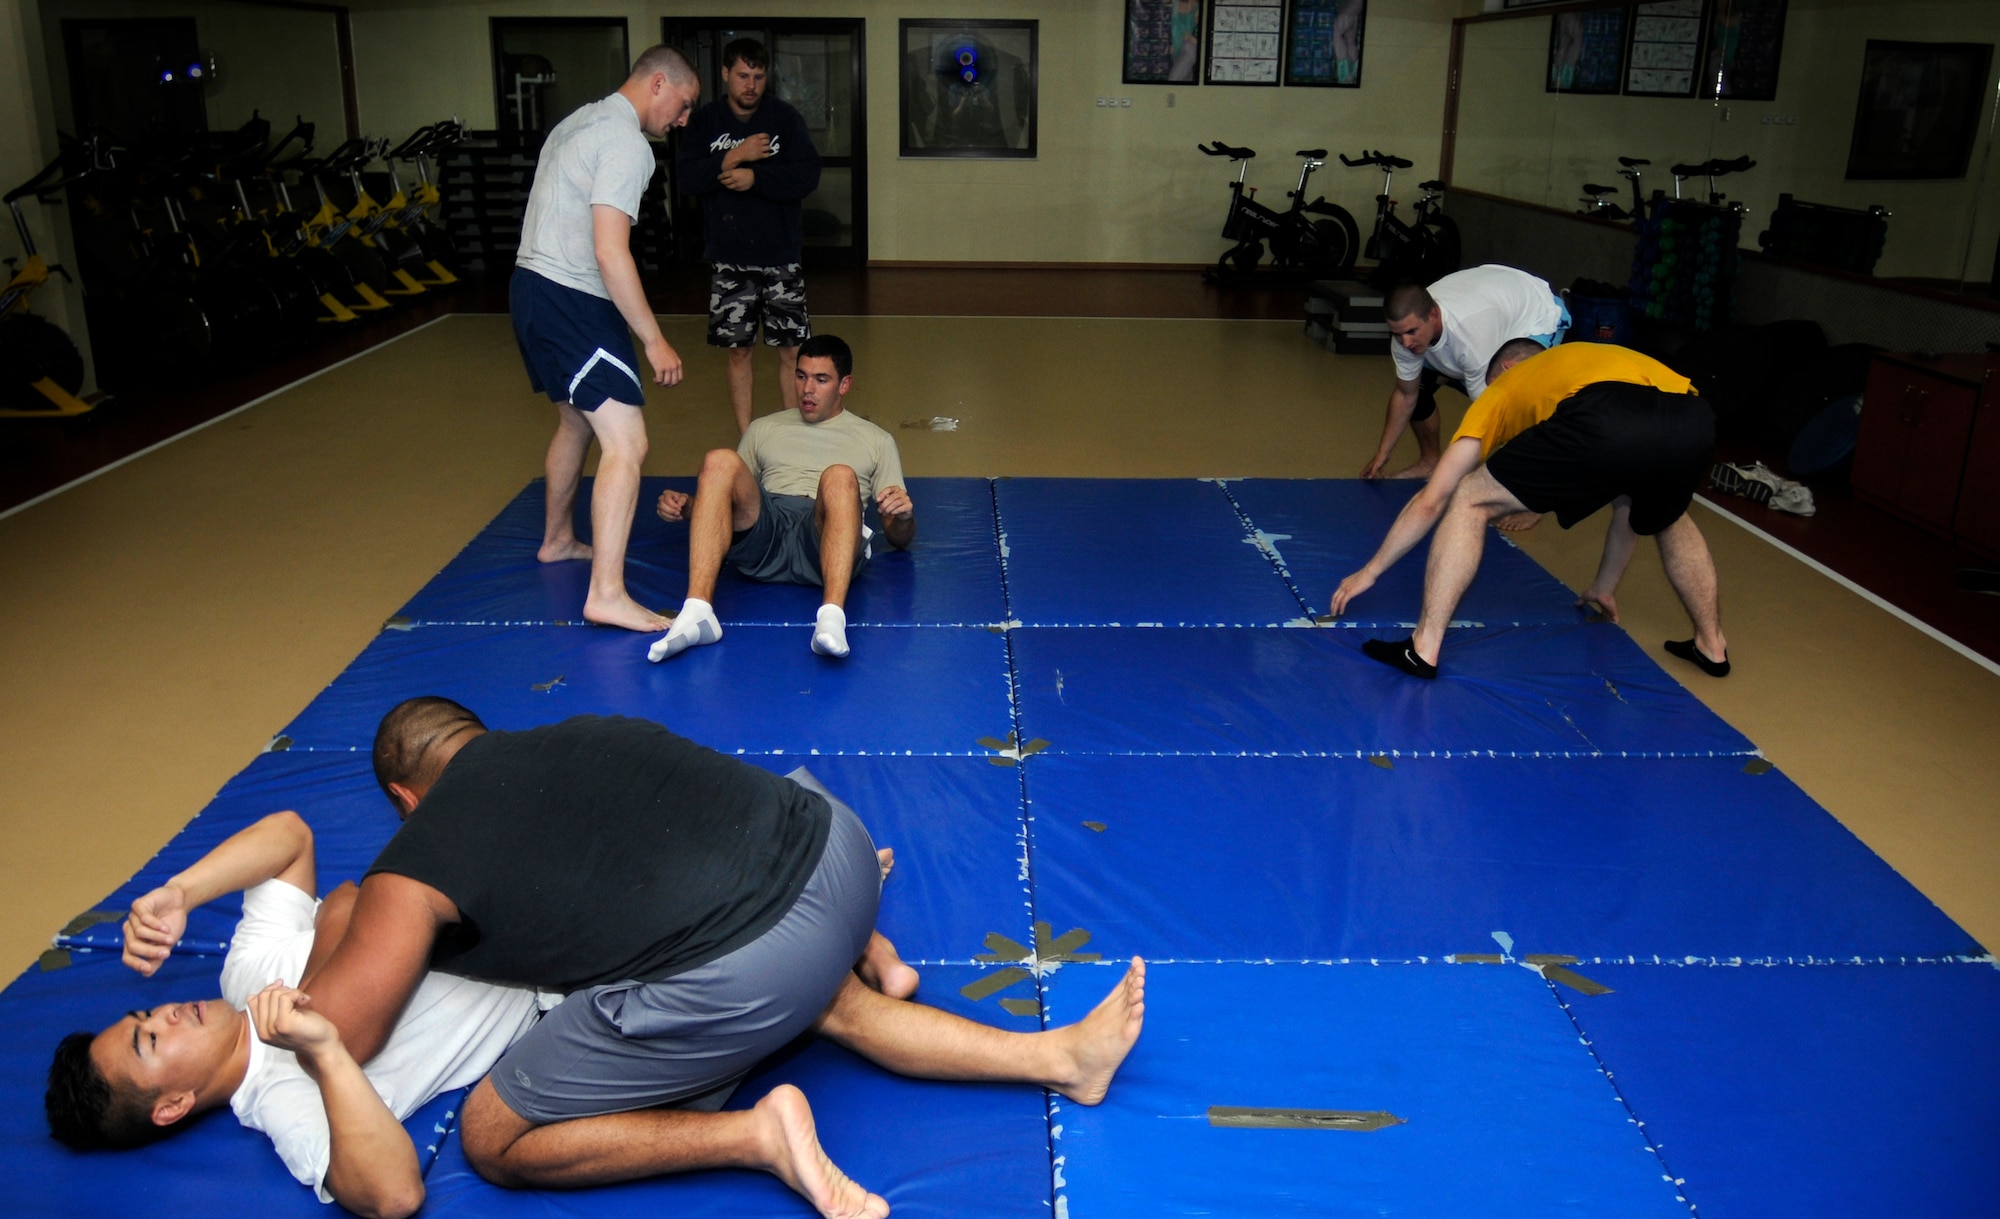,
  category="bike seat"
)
[1296,149,1328,160]
[1712,155,1756,174]
[1617,156,1650,167]
[1418,179,1444,192]
[1582,183,1616,195]
[1669,162,1704,177]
